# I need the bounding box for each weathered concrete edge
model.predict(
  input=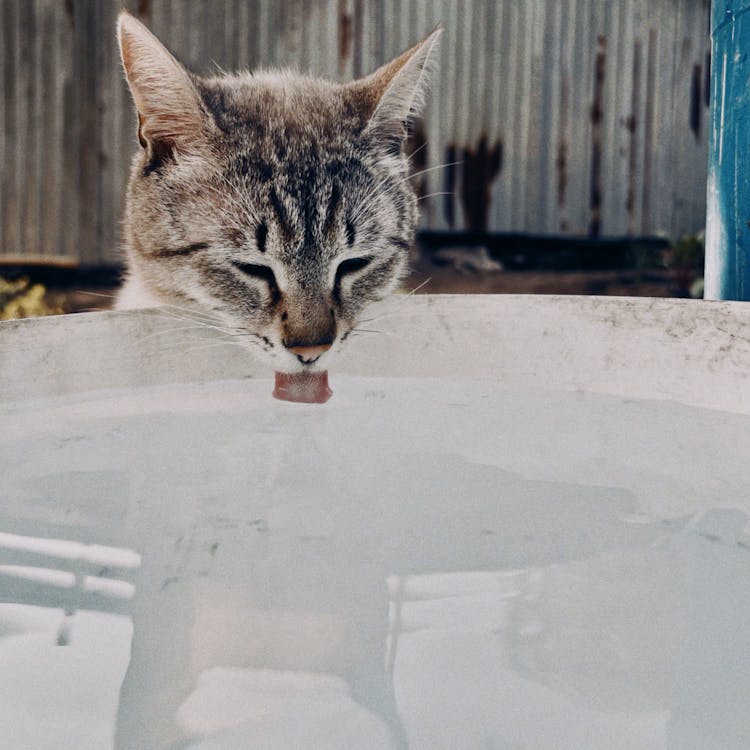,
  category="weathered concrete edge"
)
[1,295,748,414]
